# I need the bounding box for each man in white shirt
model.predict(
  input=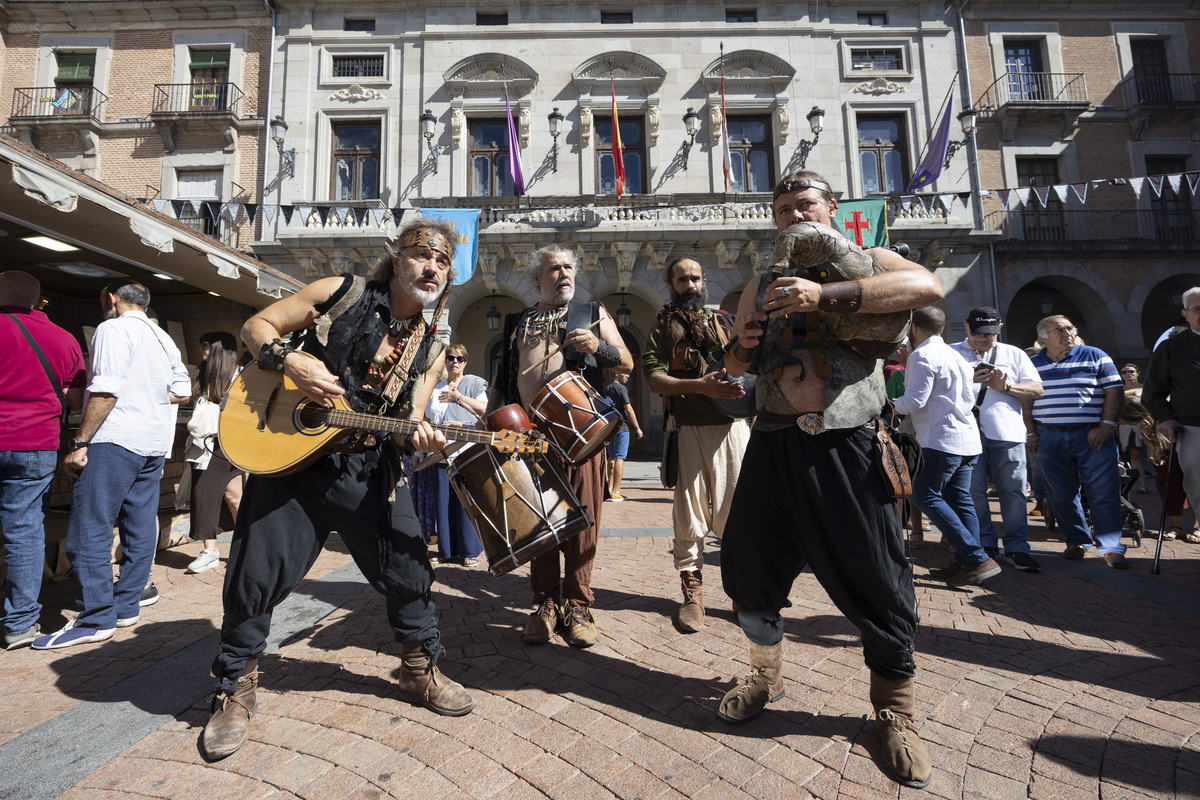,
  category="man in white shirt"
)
[33,280,190,649]
[951,307,1044,572]
[893,306,1000,586]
